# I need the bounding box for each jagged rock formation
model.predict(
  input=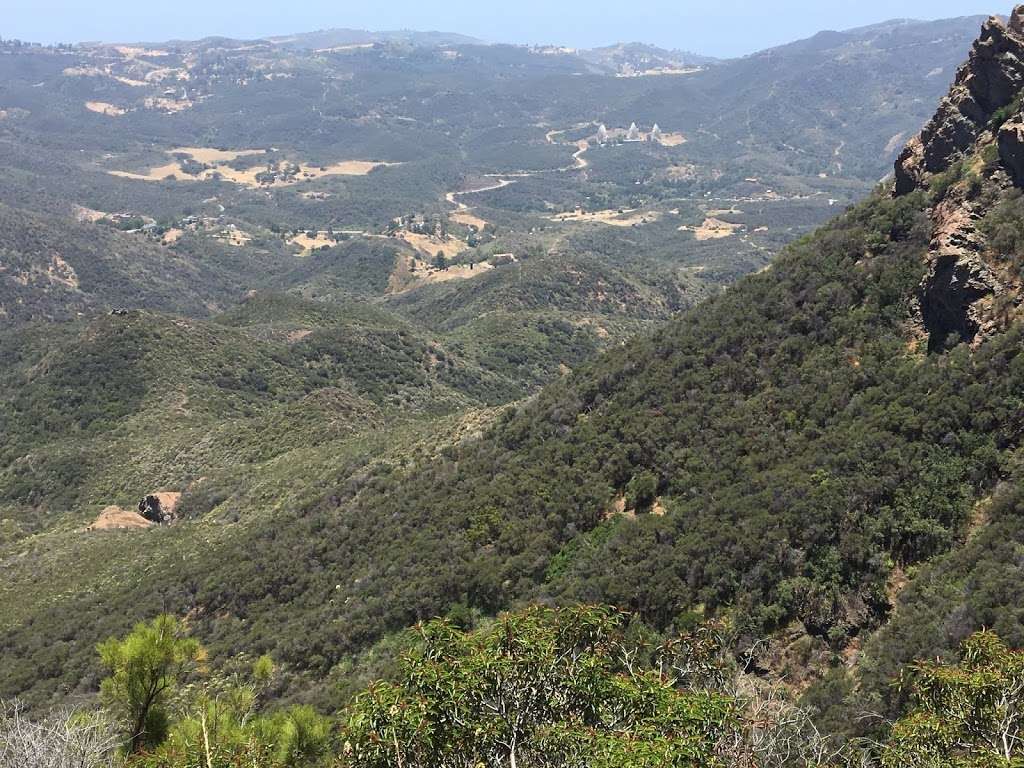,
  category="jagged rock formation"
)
[998,114,1024,181]
[895,7,1024,194]
[895,6,1024,350]
[138,491,181,525]
[918,191,1004,351]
